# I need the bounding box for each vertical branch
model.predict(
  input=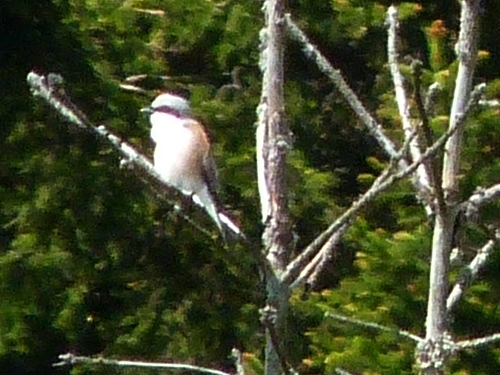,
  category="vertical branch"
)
[257,0,291,257]
[442,1,480,197]
[419,1,481,373]
[386,6,432,204]
[257,1,292,375]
